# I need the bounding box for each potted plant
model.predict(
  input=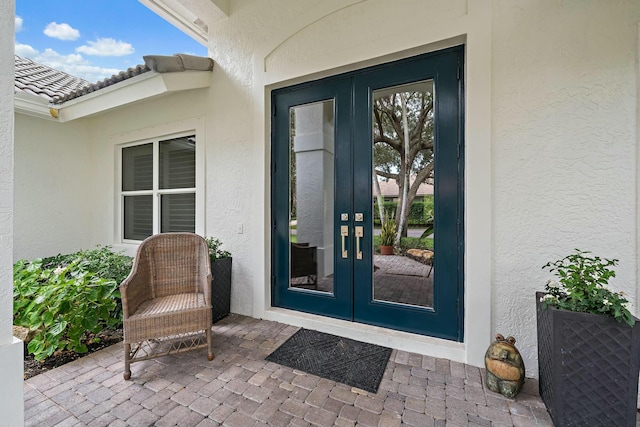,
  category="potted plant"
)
[379,213,397,255]
[205,237,232,323]
[537,249,640,427]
